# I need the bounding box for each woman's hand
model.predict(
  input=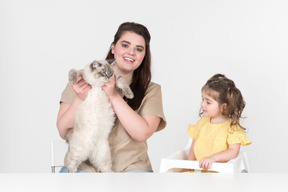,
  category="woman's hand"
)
[102,76,119,99]
[72,76,91,101]
[199,156,216,170]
